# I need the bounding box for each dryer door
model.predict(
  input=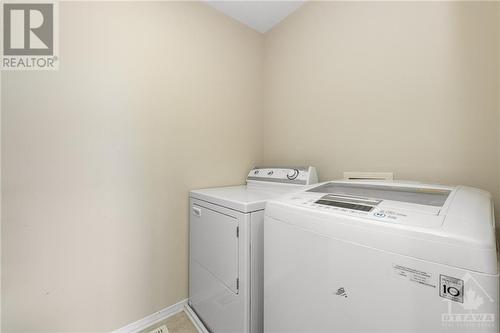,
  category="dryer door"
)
[189,198,250,333]
[190,201,239,294]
